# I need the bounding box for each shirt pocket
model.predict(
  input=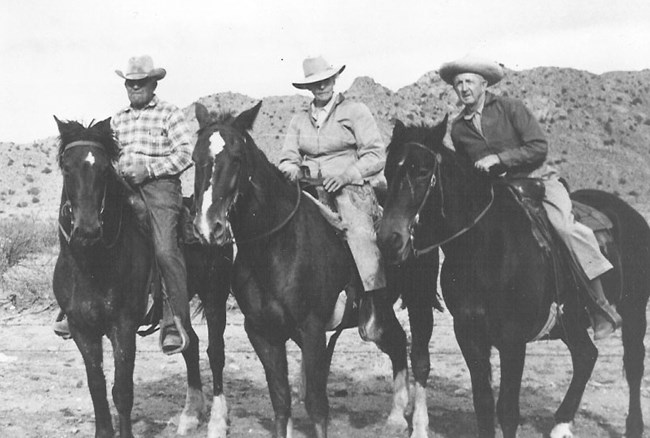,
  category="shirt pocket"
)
[147,128,169,154]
